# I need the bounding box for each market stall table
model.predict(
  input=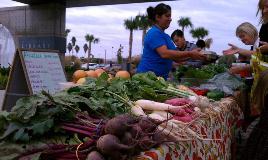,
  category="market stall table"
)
[135,97,243,160]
